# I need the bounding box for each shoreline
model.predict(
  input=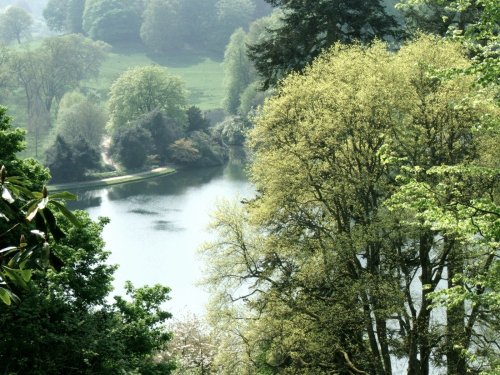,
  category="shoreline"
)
[48,166,176,193]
